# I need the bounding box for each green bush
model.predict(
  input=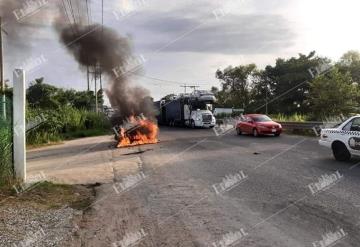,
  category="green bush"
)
[215,111,244,119]
[0,119,13,185]
[270,113,308,122]
[26,106,111,146]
